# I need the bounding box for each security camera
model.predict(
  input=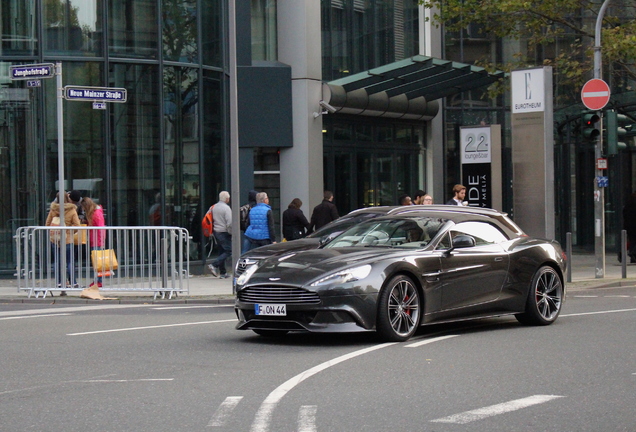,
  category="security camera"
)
[319,100,337,114]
